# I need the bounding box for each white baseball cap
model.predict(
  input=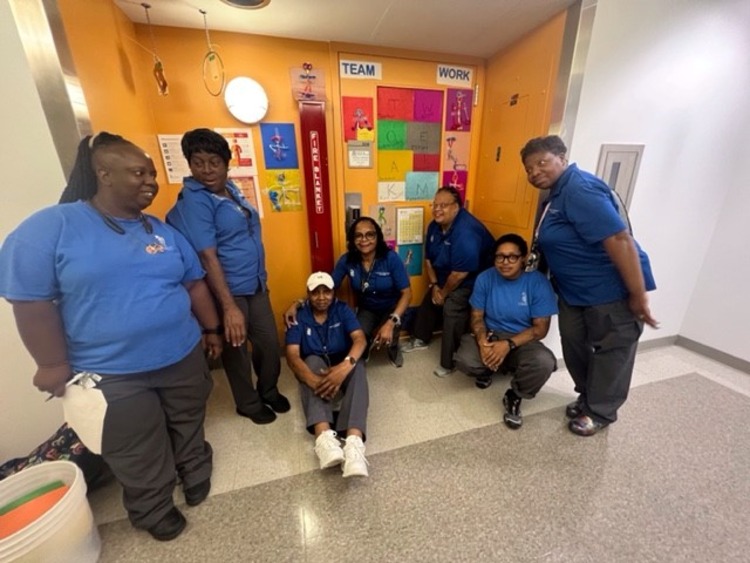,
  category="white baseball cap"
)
[306,272,335,291]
